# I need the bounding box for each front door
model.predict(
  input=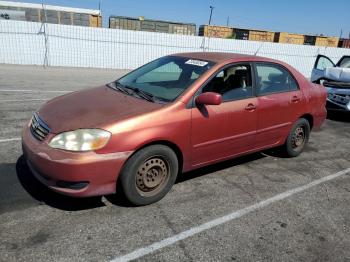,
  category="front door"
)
[311,55,335,83]
[191,64,257,167]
